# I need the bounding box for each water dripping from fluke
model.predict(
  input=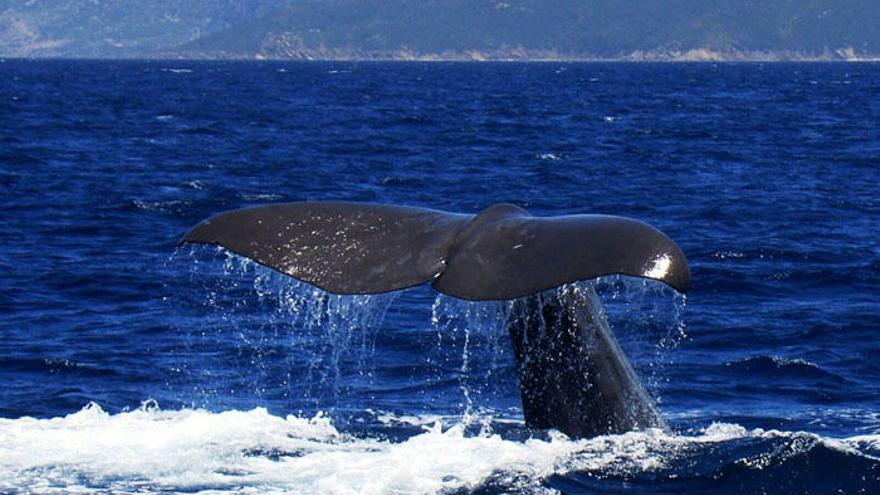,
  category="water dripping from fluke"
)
[178,201,691,439]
